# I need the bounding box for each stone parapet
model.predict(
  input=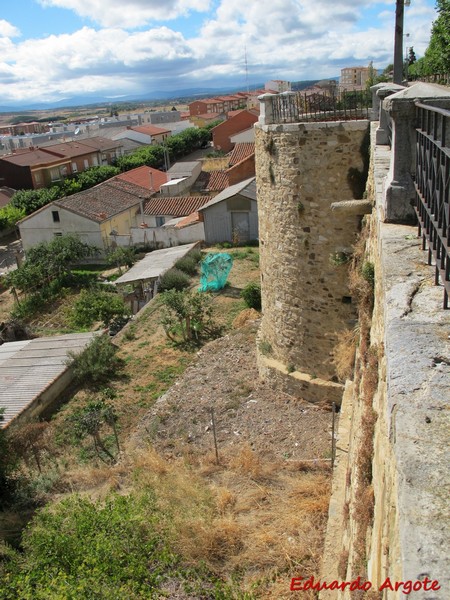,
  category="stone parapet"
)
[320,122,450,599]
